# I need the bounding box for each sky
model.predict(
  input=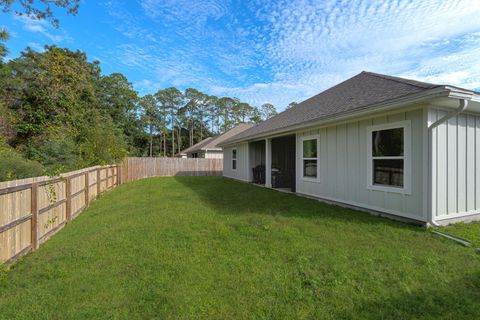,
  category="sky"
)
[2,0,480,111]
